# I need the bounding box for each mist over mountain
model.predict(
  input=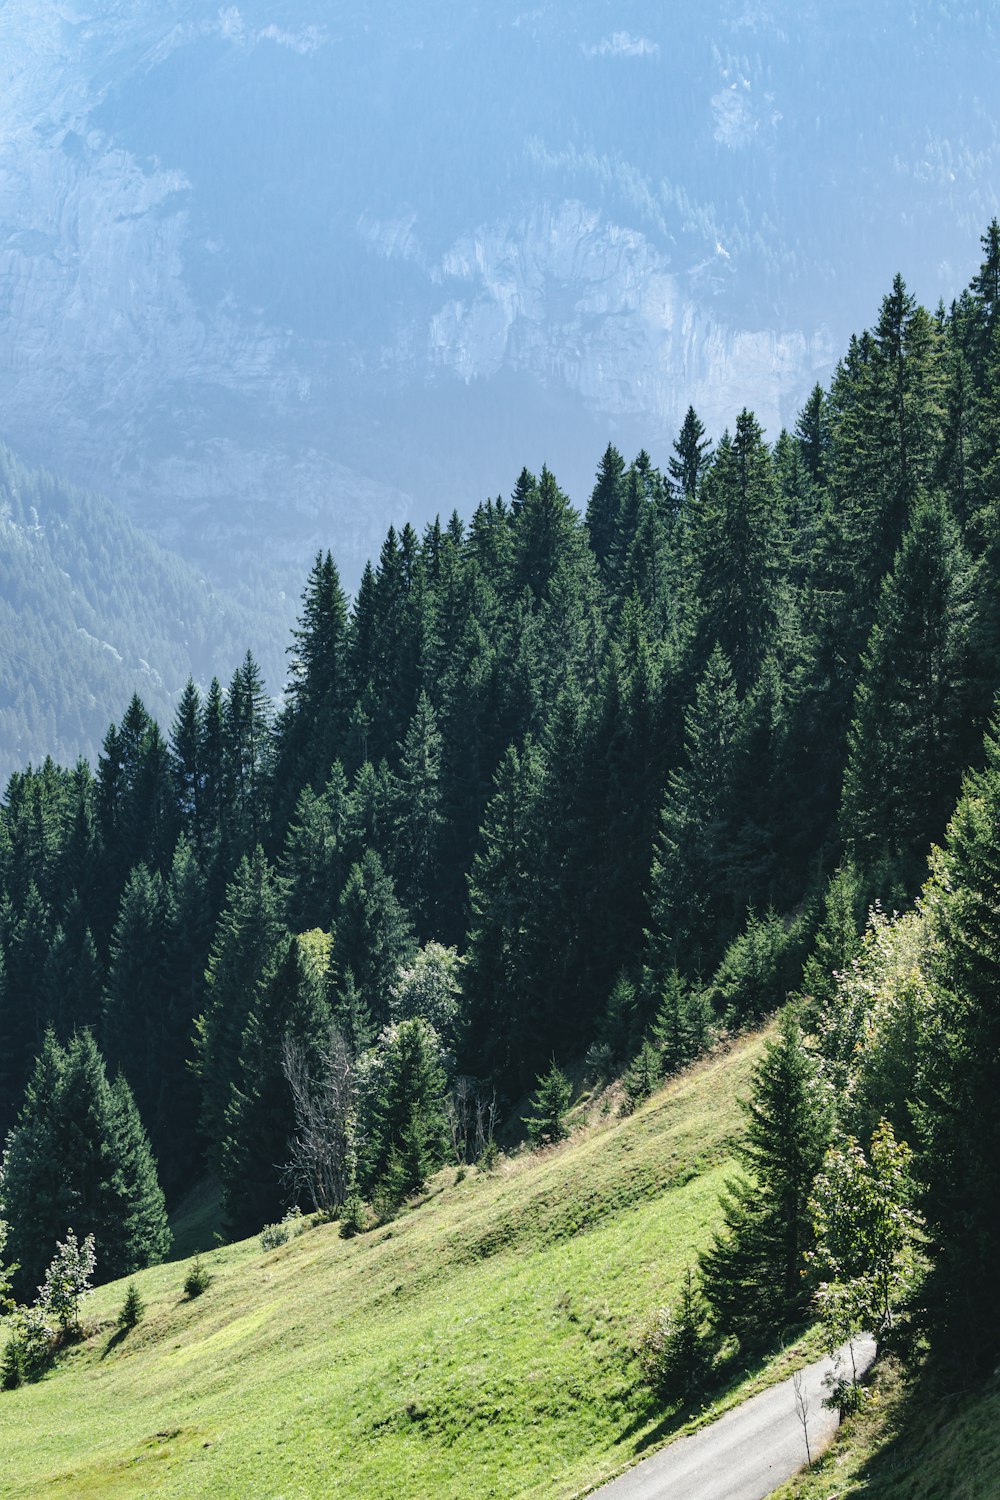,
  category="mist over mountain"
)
[0,0,998,594]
